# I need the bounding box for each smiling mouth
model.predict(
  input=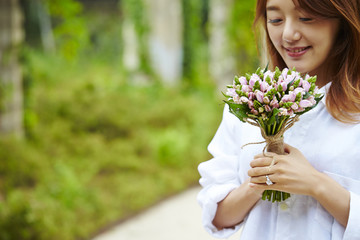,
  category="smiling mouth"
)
[285,47,311,53]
